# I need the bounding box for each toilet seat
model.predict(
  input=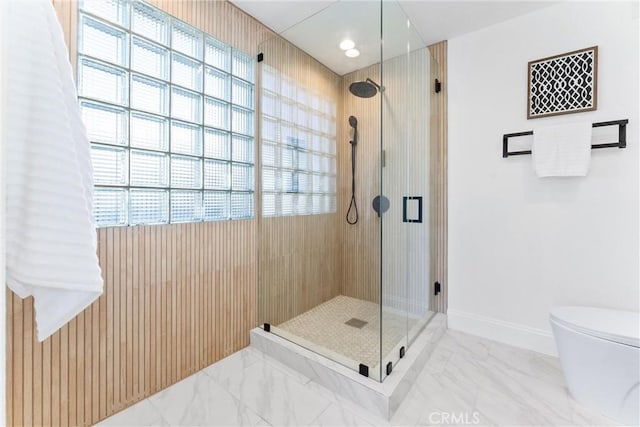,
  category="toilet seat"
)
[550,306,640,348]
